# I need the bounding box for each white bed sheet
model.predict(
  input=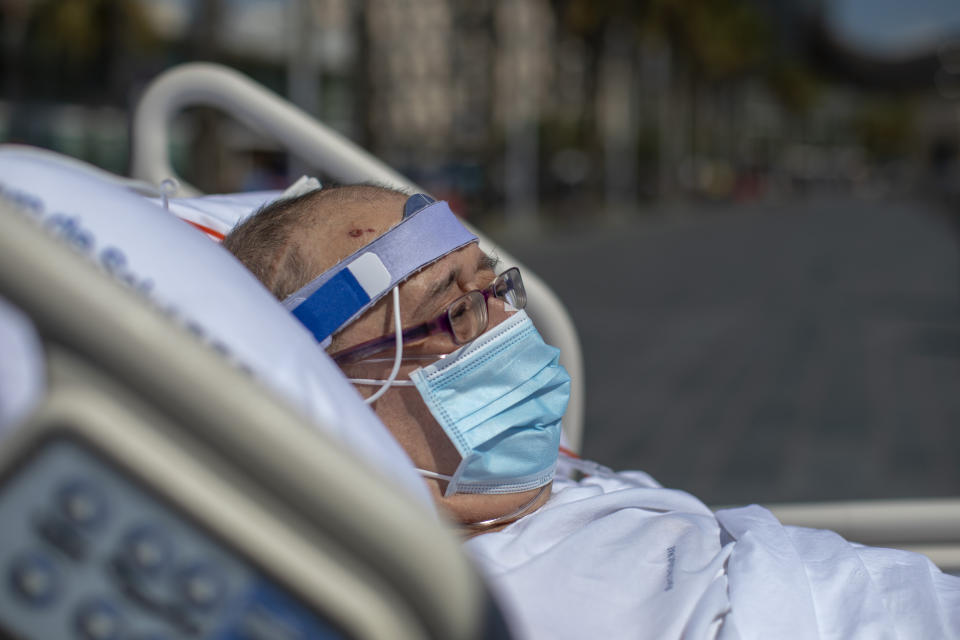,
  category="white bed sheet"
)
[149,190,280,239]
[465,460,960,640]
